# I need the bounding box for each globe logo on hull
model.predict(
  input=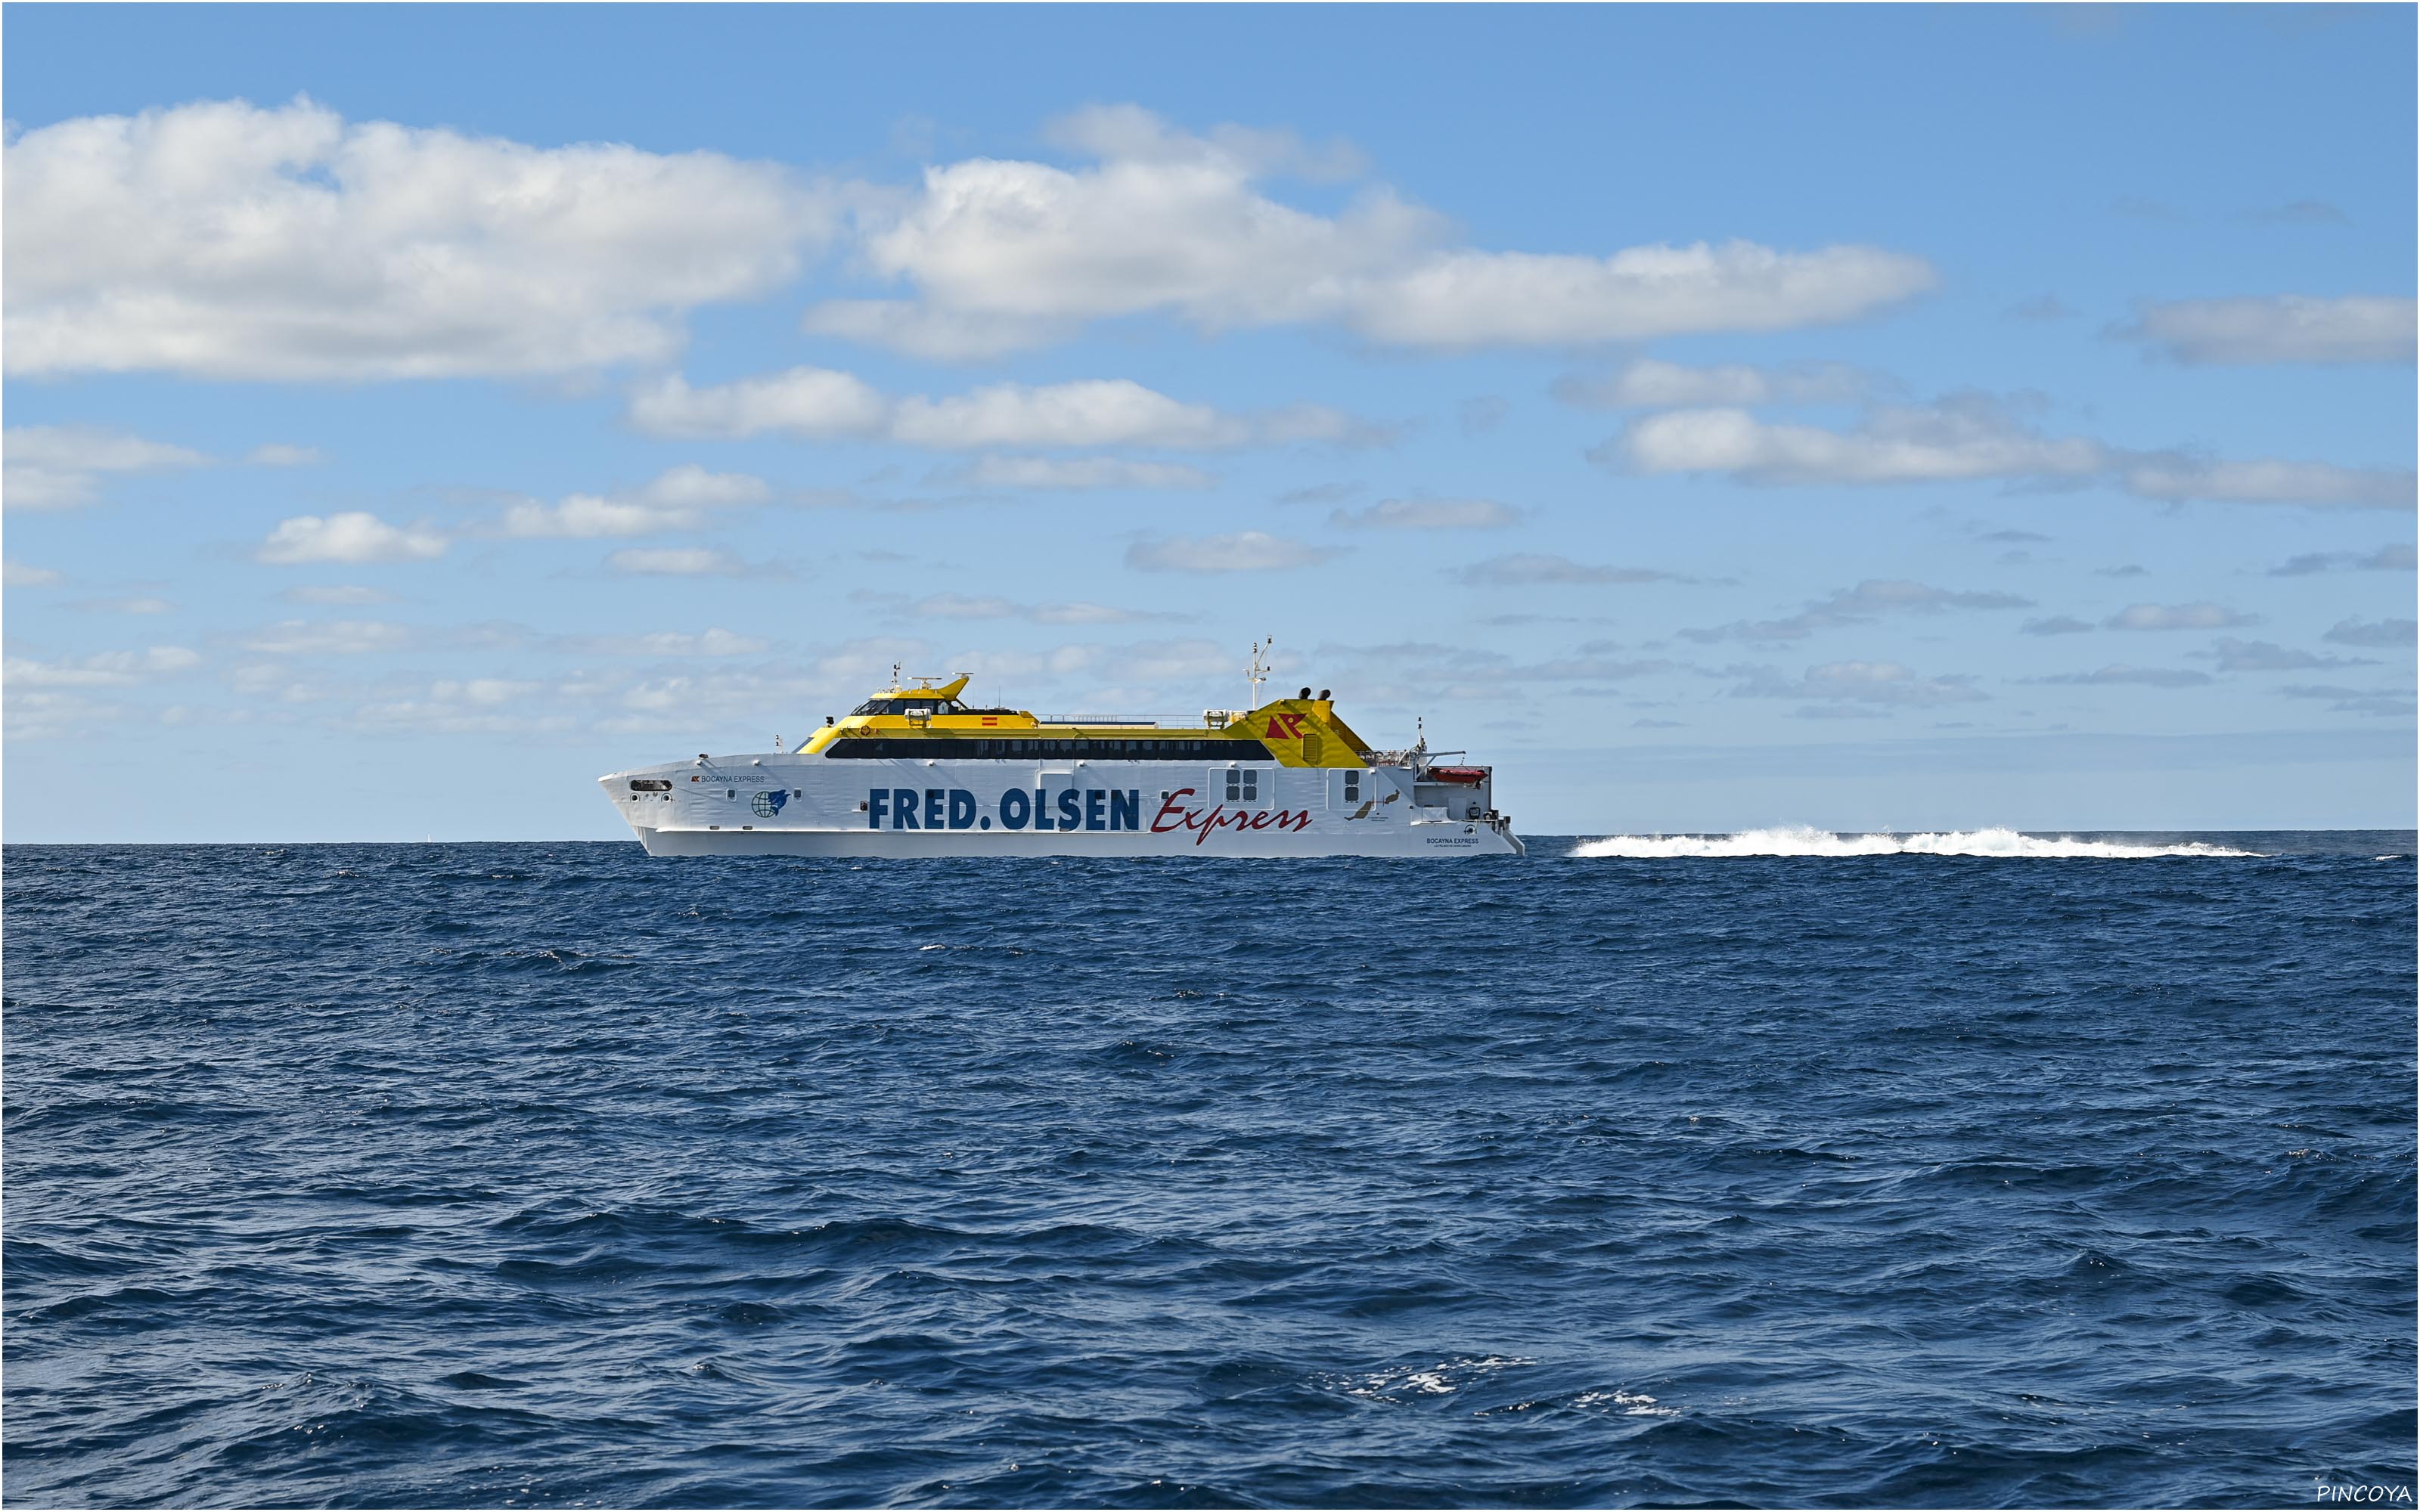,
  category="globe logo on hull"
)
[749,790,788,819]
